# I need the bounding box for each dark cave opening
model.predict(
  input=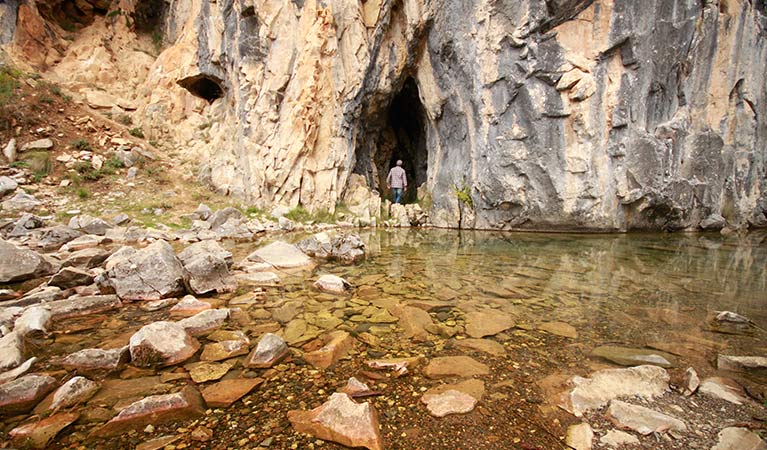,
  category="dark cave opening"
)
[355,77,428,204]
[177,74,225,104]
